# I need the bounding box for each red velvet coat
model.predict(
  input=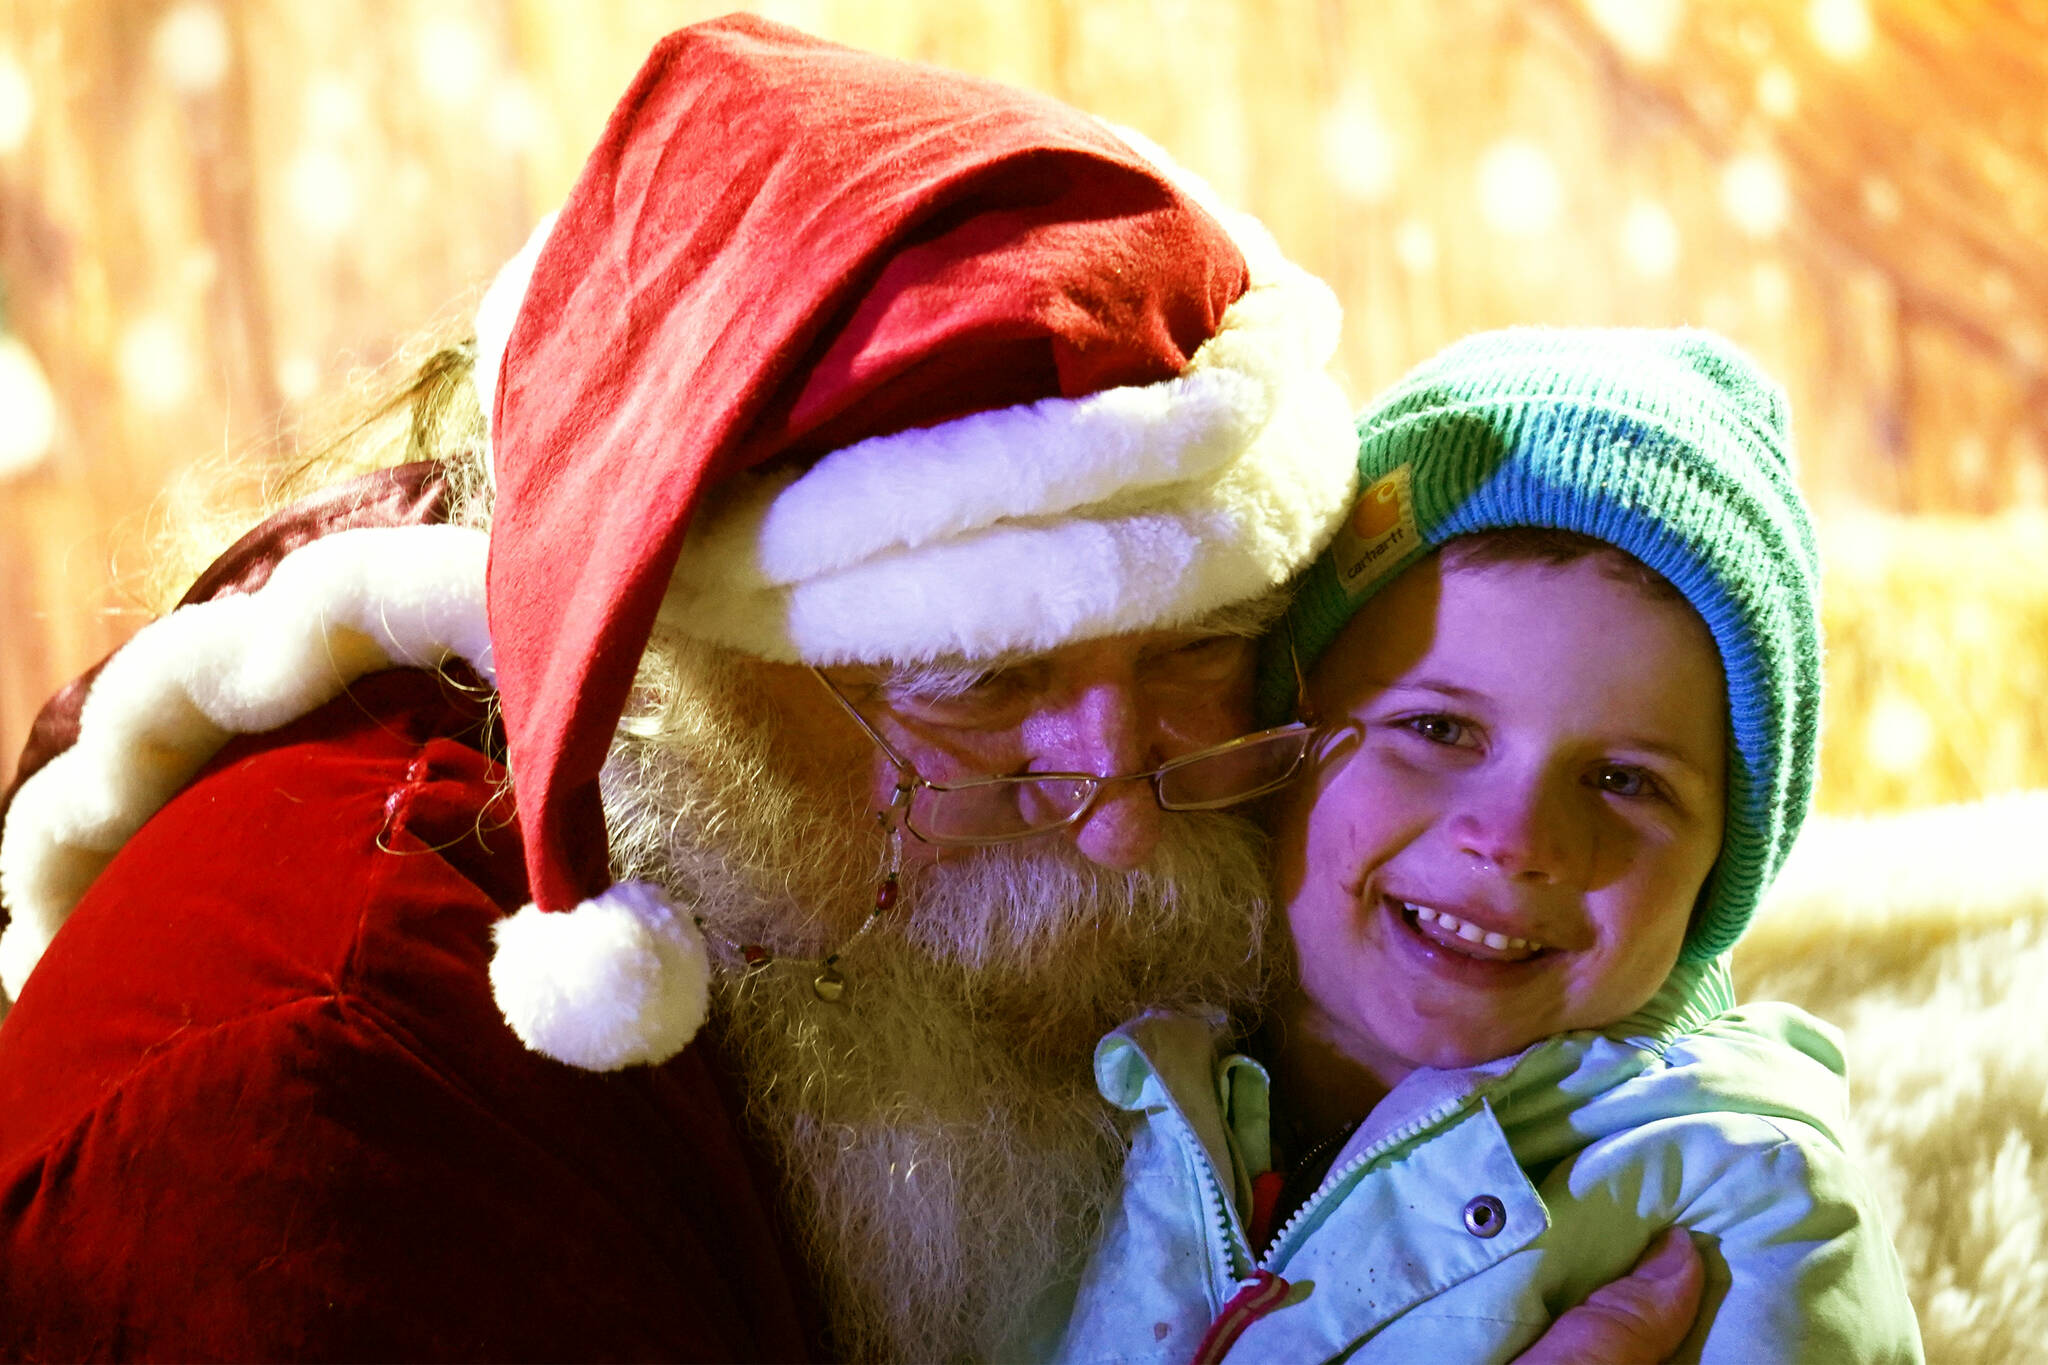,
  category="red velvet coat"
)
[0,667,818,1362]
